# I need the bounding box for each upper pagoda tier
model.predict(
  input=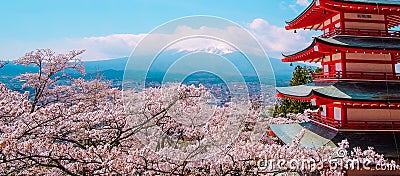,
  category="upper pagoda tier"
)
[283,35,400,63]
[282,35,400,81]
[286,0,400,36]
